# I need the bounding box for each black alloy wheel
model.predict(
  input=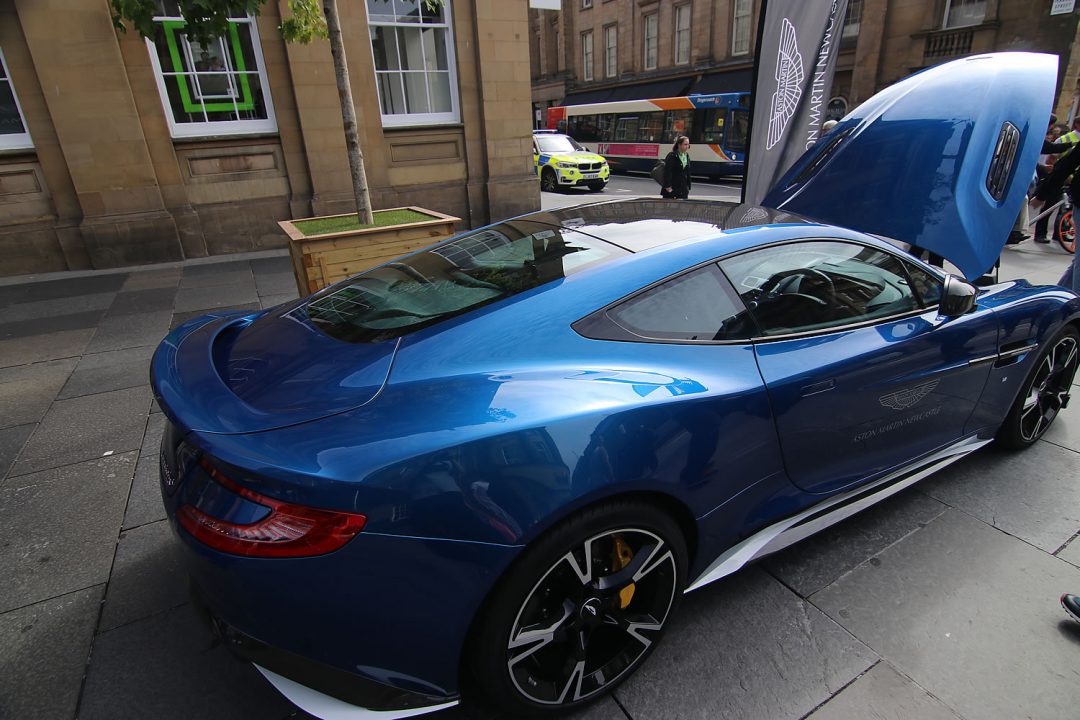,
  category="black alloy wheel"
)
[997,326,1079,449]
[468,502,686,715]
[540,168,558,193]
